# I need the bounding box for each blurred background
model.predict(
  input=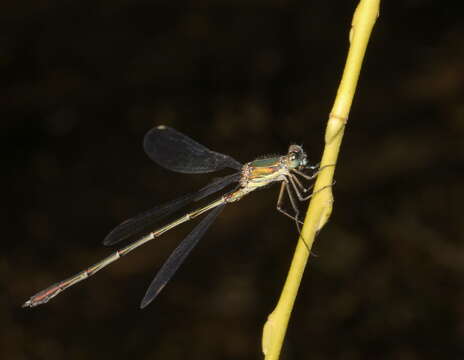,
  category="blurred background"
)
[3,1,464,359]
